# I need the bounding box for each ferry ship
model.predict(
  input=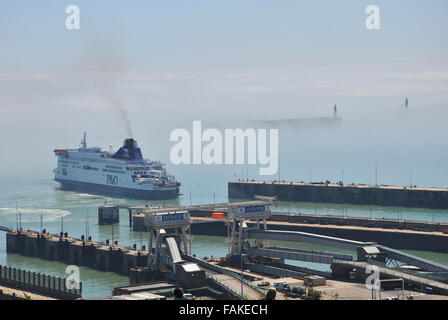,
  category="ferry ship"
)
[53,133,180,199]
